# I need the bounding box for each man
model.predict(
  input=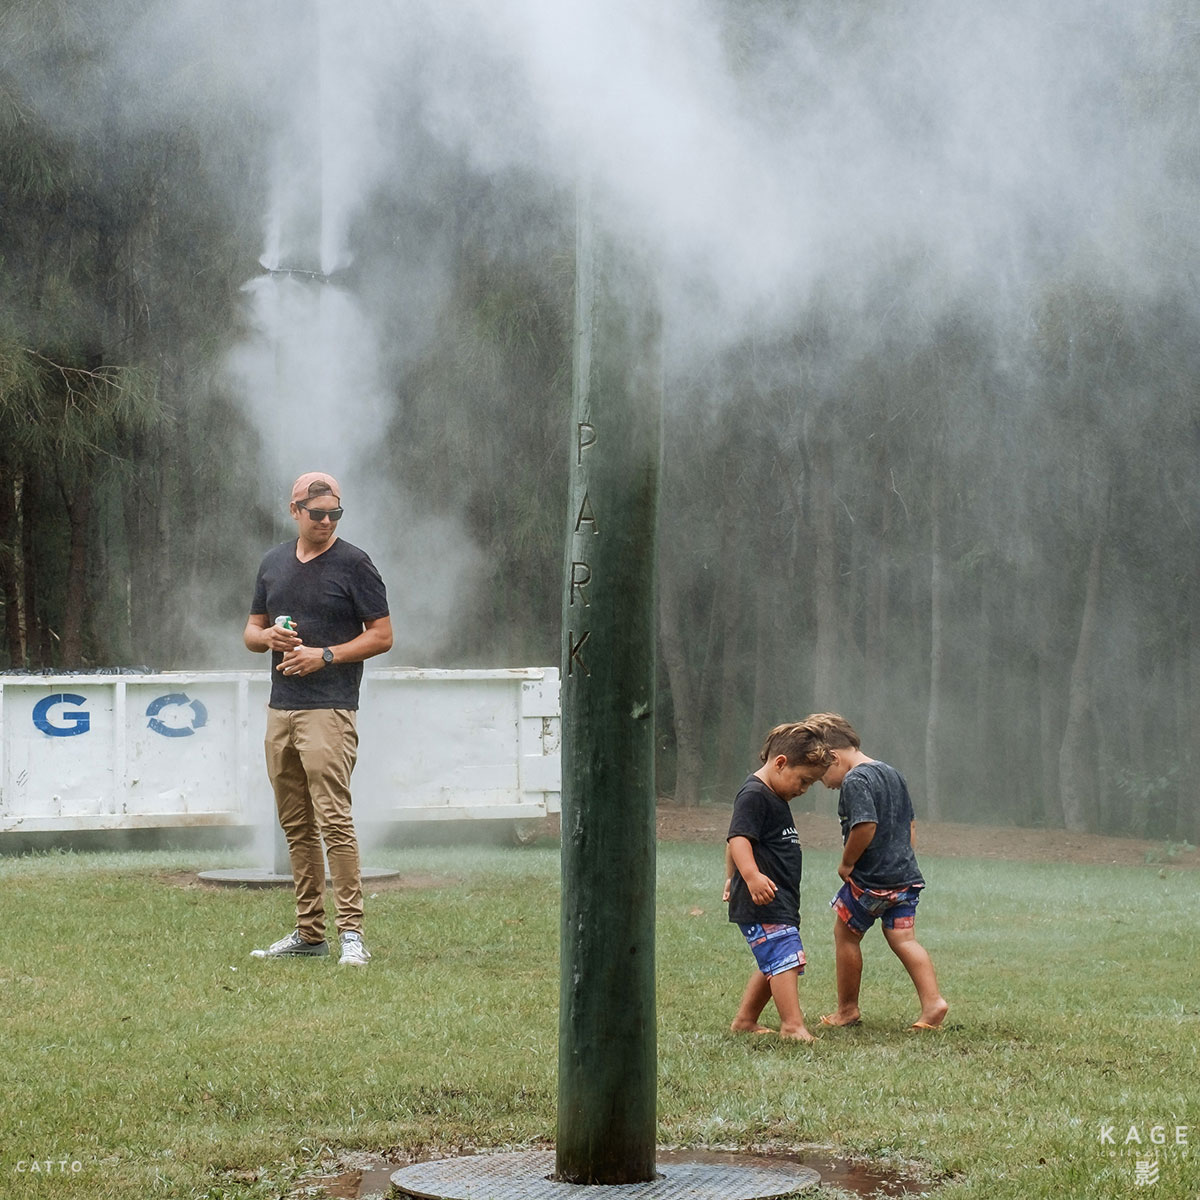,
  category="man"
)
[244,472,393,966]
